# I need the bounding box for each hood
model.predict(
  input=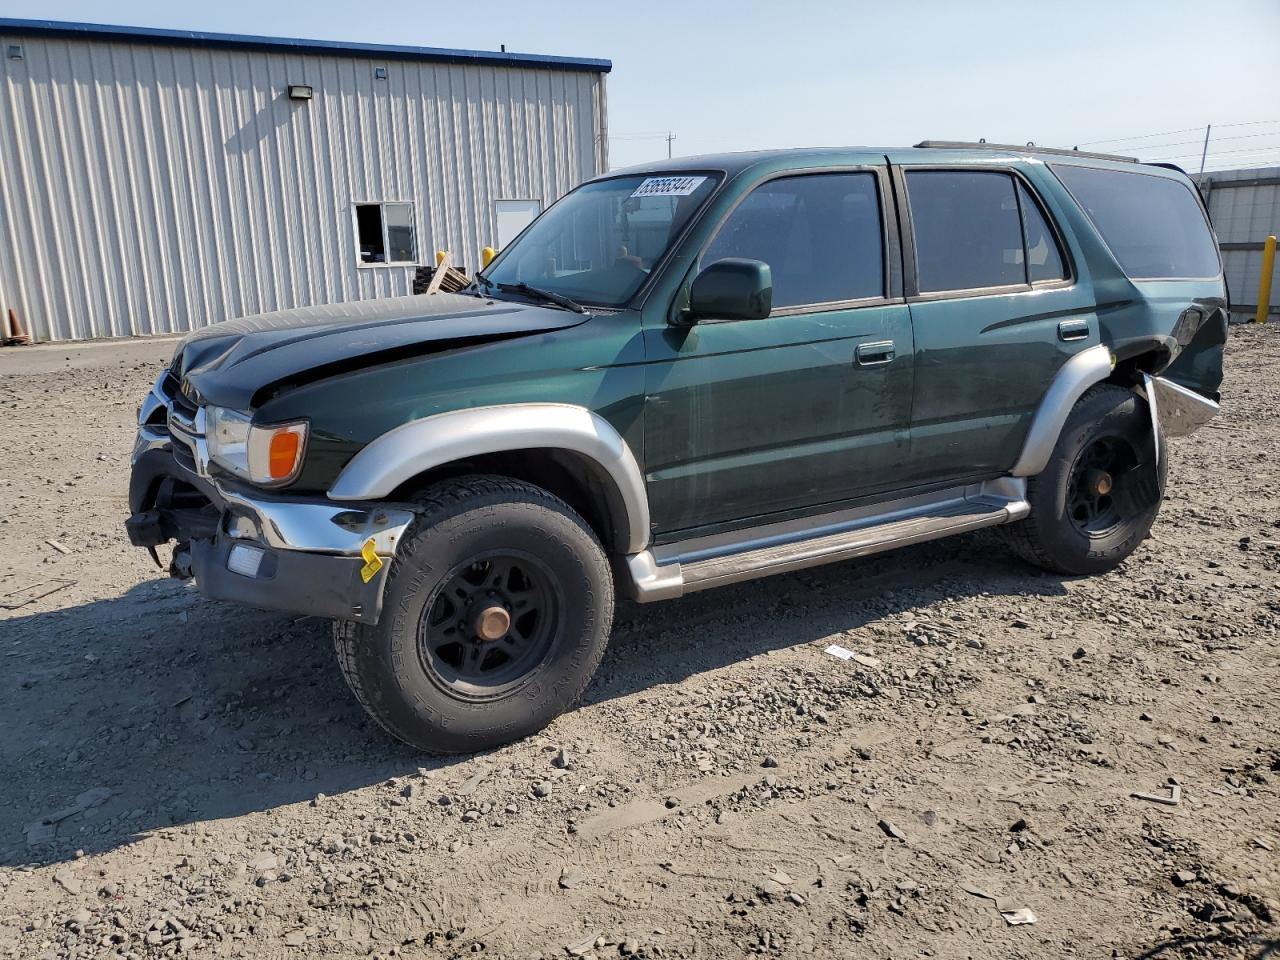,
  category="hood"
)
[171,293,591,410]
